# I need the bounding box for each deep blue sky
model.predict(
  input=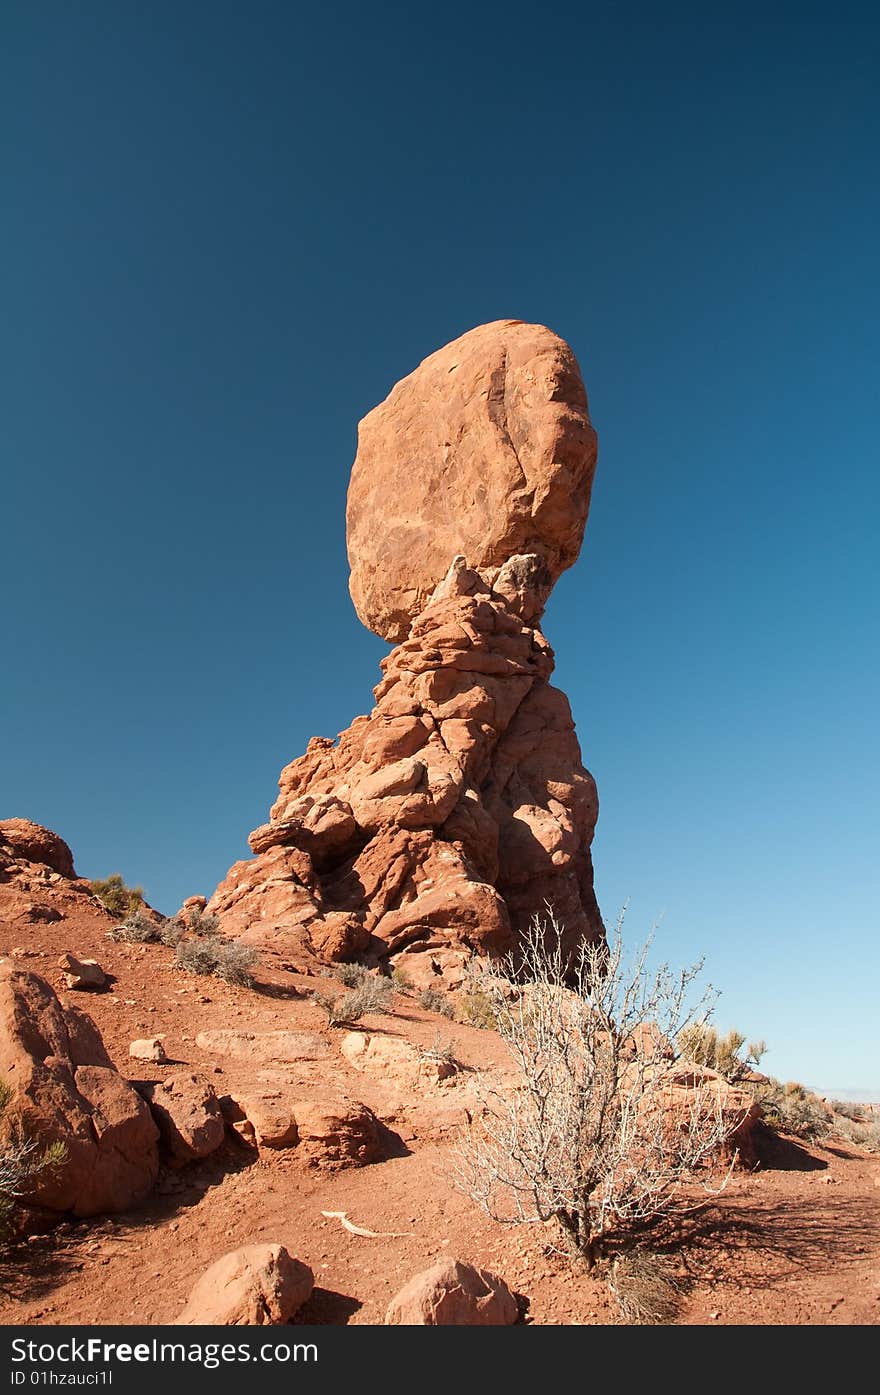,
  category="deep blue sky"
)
[3,3,878,1091]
